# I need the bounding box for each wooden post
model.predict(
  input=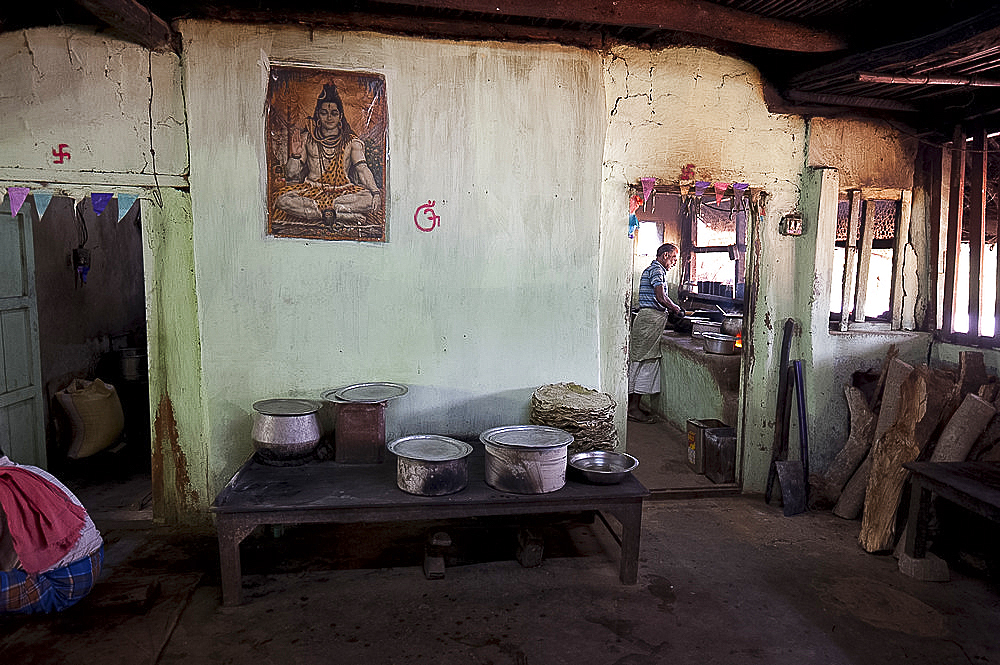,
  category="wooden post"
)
[942,126,966,335]
[890,190,912,329]
[968,130,987,337]
[854,199,876,322]
[840,190,863,331]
